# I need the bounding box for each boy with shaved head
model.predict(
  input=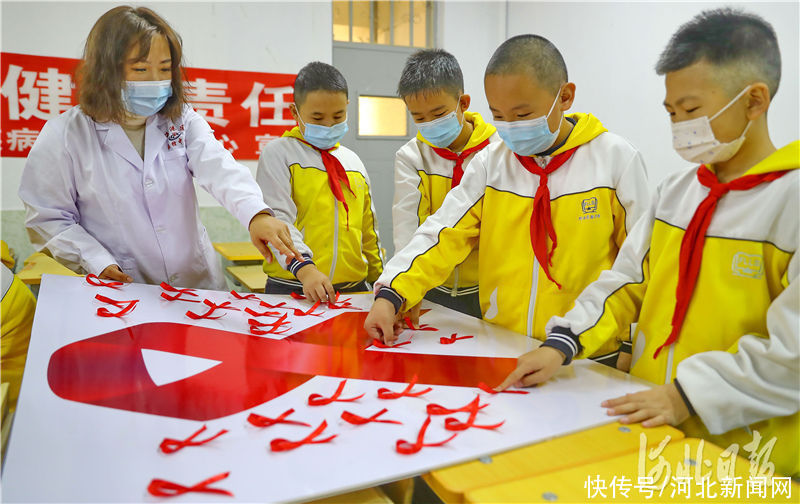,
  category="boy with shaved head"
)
[500,9,799,477]
[366,35,650,368]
